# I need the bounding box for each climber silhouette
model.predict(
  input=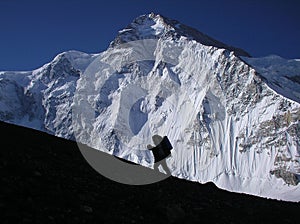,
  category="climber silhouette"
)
[147,135,172,175]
